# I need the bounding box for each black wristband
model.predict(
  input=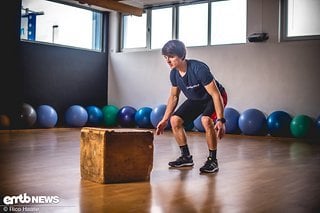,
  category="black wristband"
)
[216,118,226,124]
